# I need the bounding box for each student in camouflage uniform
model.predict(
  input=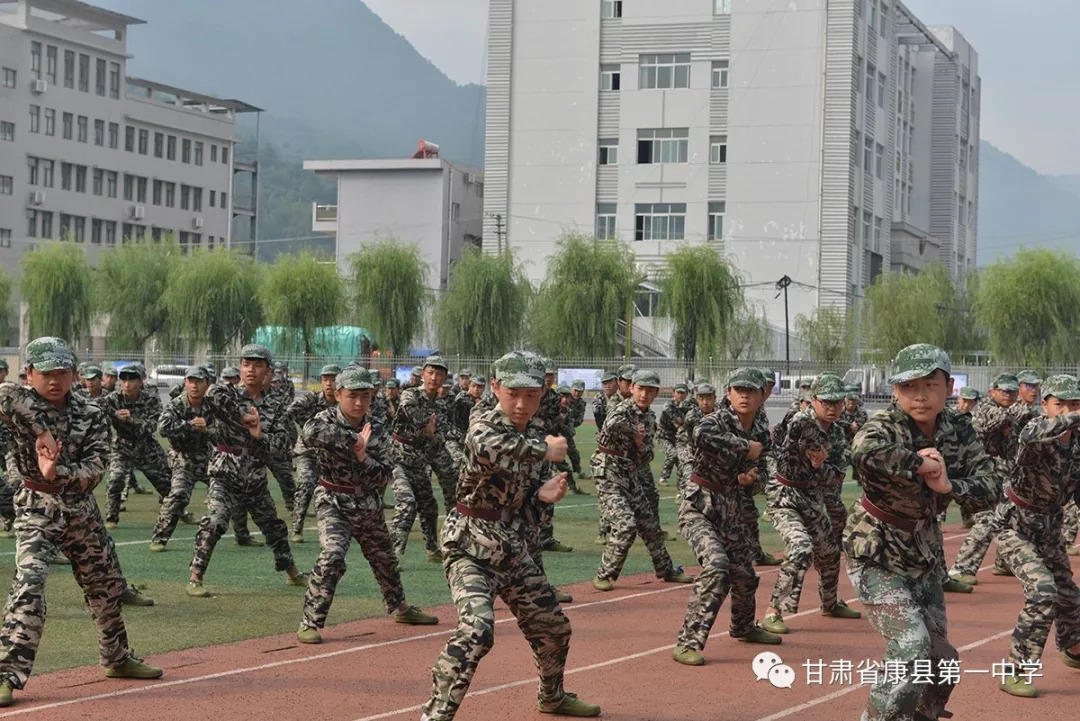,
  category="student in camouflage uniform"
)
[446,377,483,475]
[421,352,599,721]
[761,375,861,635]
[937,387,982,530]
[534,364,573,552]
[390,356,457,560]
[102,363,172,527]
[988,374,1080,697]
[591,370,692,591]
[296,369,438,644]
[219,366,241,386]
[0,338,162,709]
[555,385,584,495]
[263,363,297,517]
[452,368,473,400]
[565,380,588,485]
[592,371,618,434]
[839,385,869,445]
[0,361,12,538]
[286,364,340,543]
[404,366,423,390]
[955,387,979,415]
[1065,500,1080,556]
[747,370,782,566]
[658,384,688,486]
[674,384,714,499]
[185,345,308,597]
[672,368,782,666]
[845,344,994,721]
